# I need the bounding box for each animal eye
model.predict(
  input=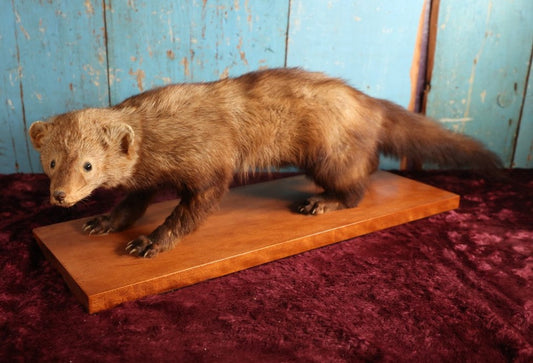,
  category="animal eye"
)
[50,160,56,169]
[83,162,92,172]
